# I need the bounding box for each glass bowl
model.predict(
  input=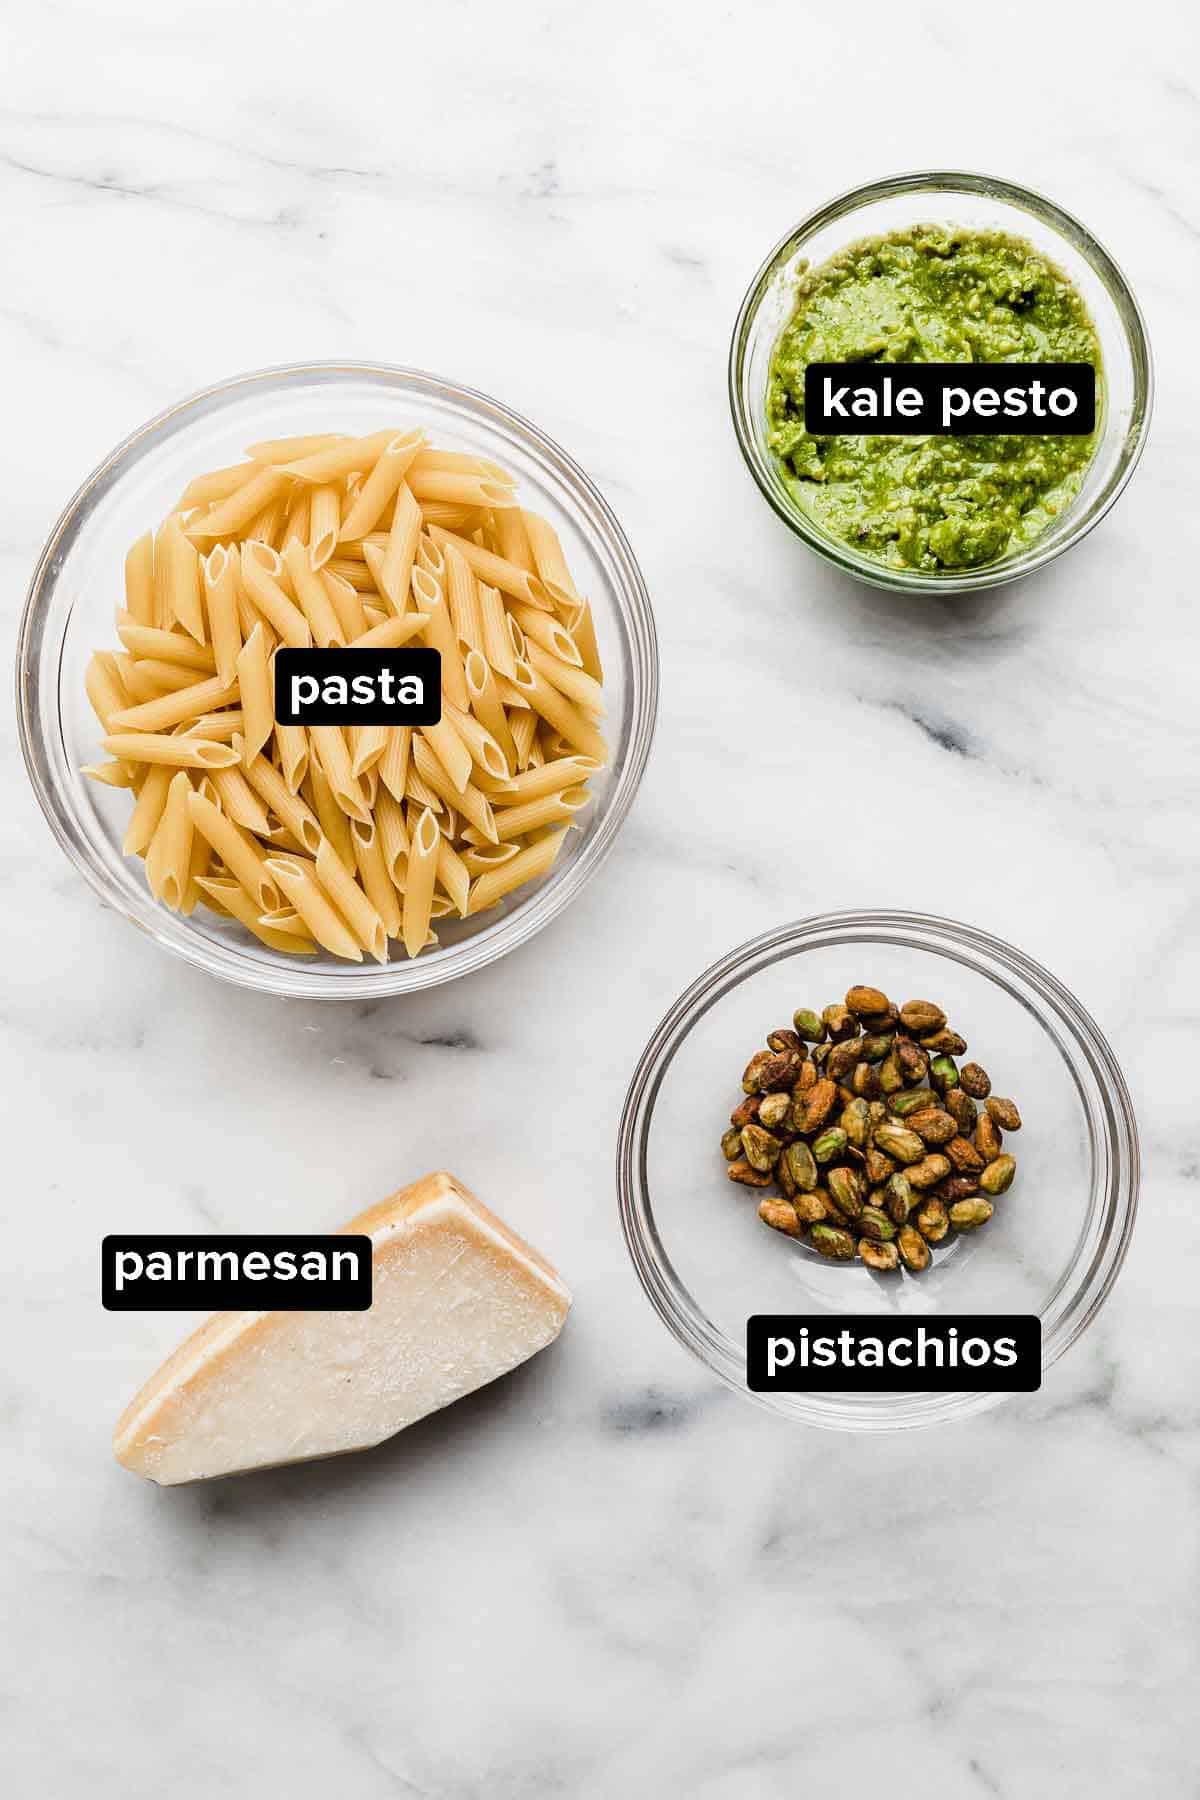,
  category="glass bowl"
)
[617,911,1139,1430]
[729,170,1153,594]
[17,361,658,997]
